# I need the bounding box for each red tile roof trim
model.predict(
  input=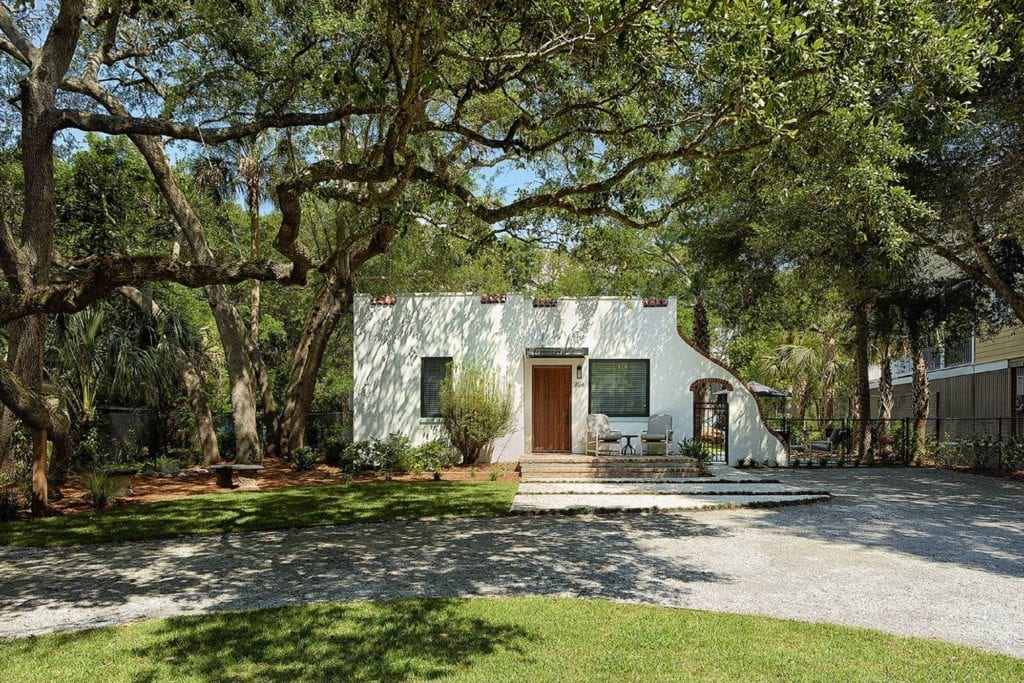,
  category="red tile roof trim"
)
[370,295,396,306]
[642,297,668,307]
[532,298,557,307]
[480,294,507,304]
